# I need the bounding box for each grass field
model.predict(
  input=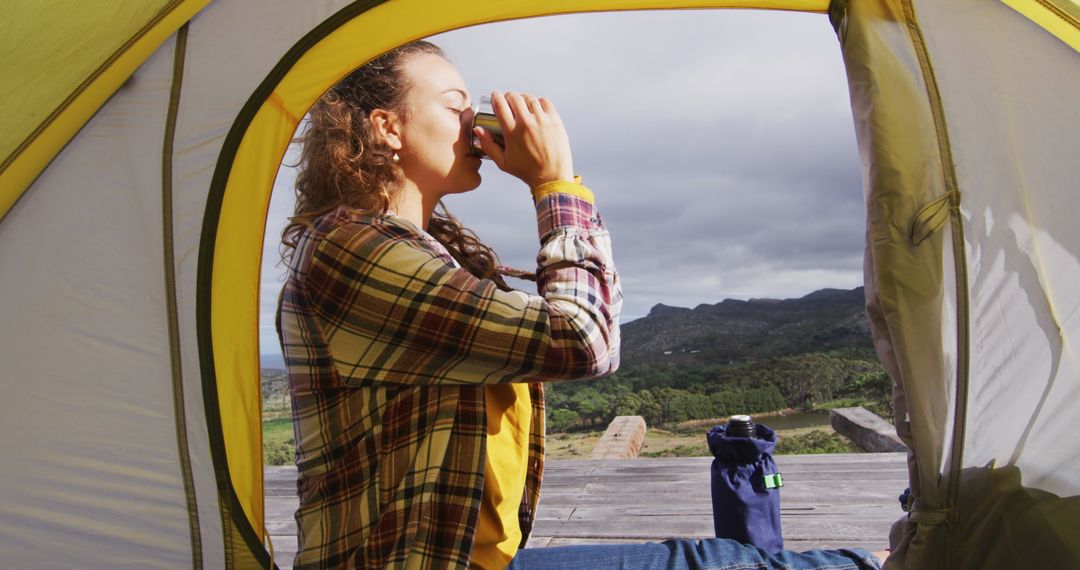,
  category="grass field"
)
[264,417,293,443]
[545,411,859,459]
[262,397,863,463]
[546,430,607,459]
[263,417,295,465]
